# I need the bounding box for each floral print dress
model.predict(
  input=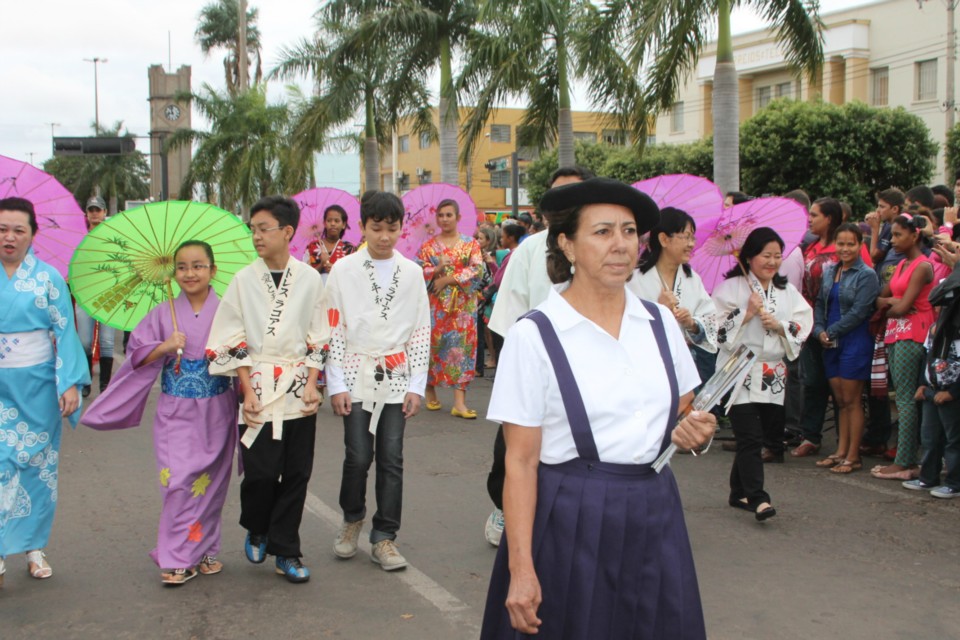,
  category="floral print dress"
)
[417,234,484,389]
